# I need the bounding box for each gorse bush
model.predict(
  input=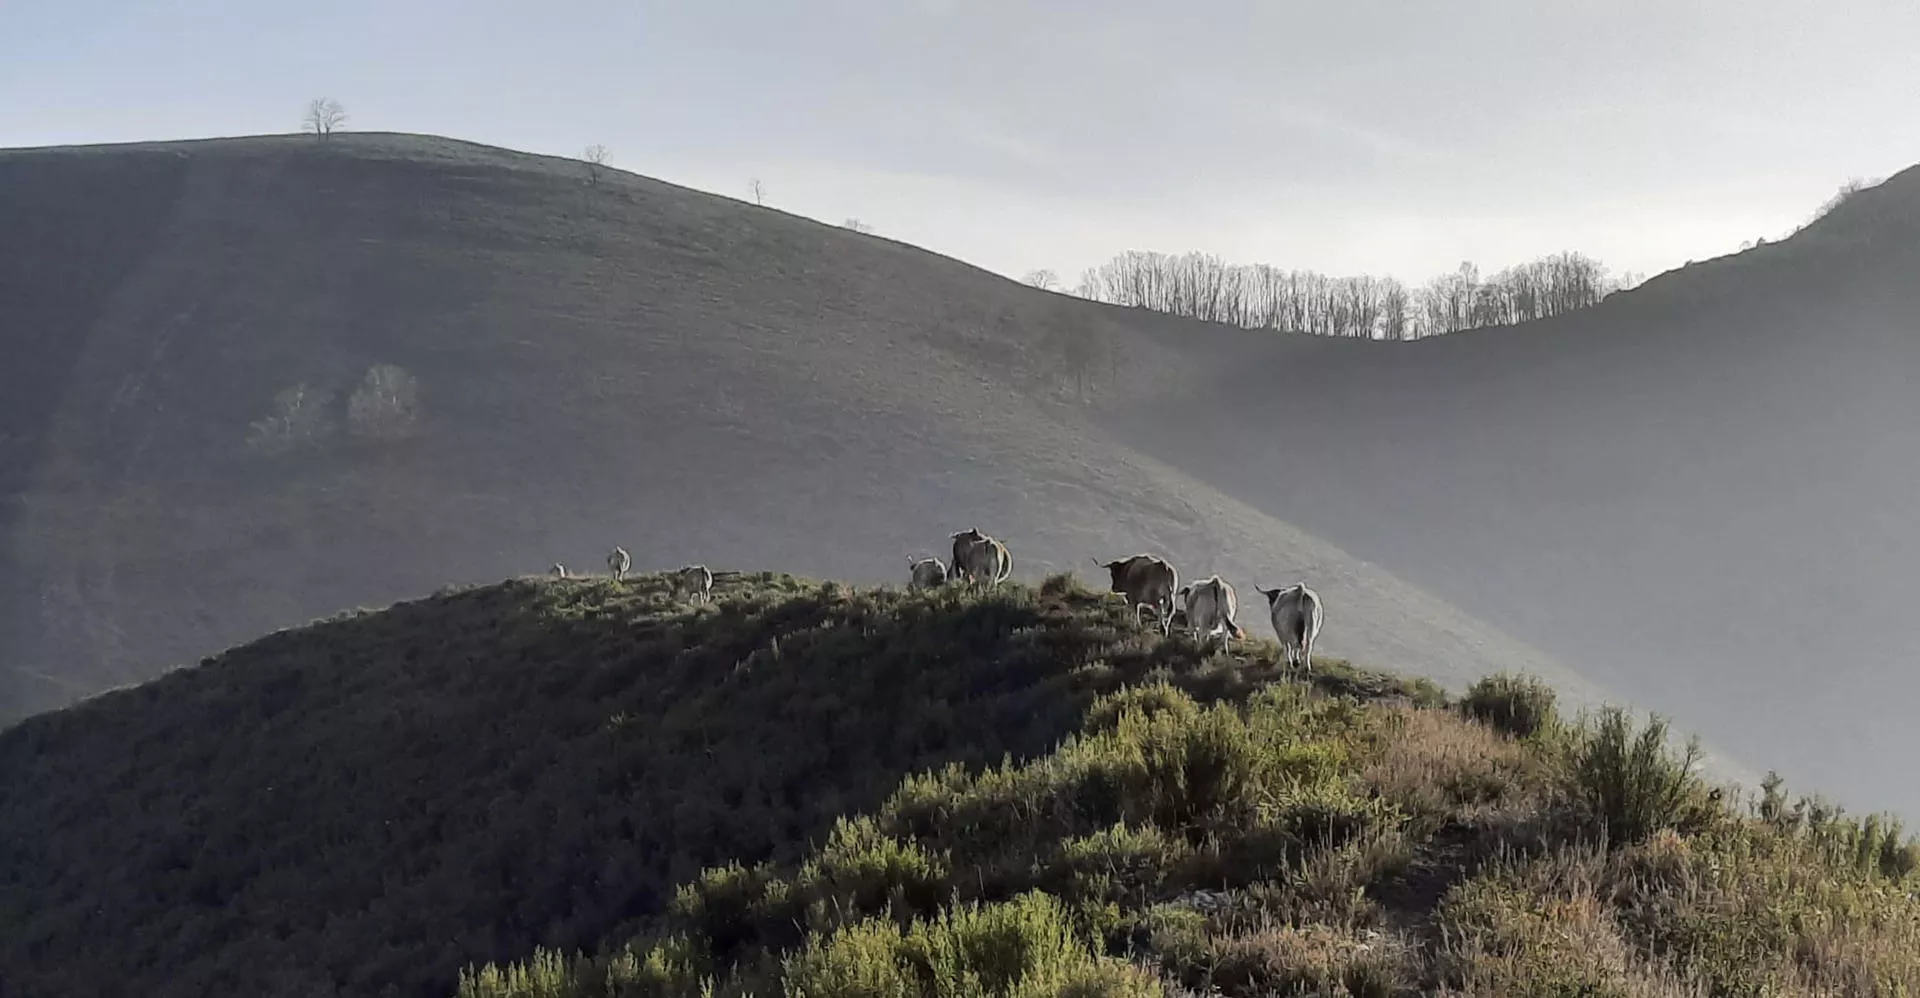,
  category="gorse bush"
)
[1458,671,1558,739]
[463,642,1920,998]
[782,892,1160,998]
[1567,706,1712,847]
[461,680,1409,998]
[1757,770,1920,881]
